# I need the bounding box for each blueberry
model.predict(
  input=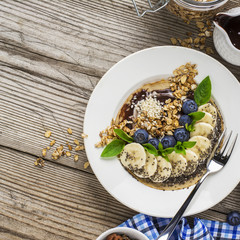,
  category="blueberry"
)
[179,115,192,126]
[161,136,176,149]
[173,128,190,142]
[133,129,149,144]
[227,211,240,226]
[148,138,160,149]
[182,100,198,114]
